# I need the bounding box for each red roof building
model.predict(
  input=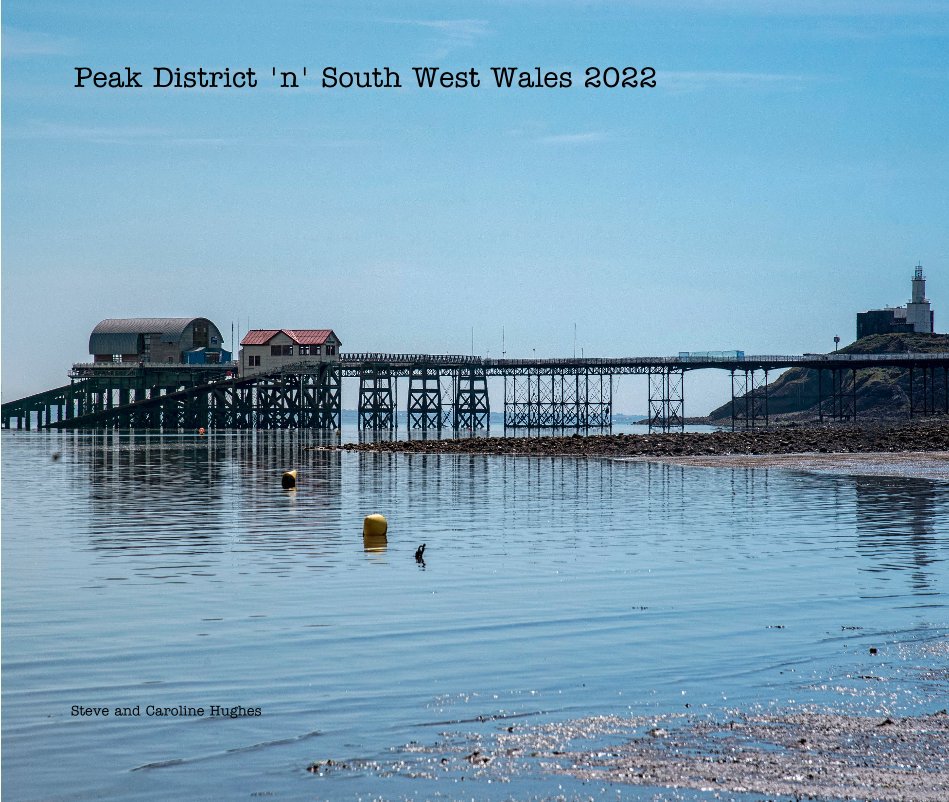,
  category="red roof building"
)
[239,329,340,376]
[240,329,336,347]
